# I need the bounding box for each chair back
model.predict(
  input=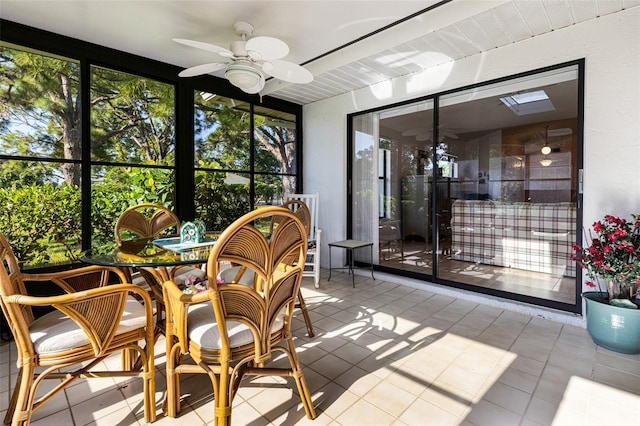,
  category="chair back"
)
[115,202,180,245]
[272,199,311,236]
[379,219,402,241]
[0,233,35,348]
[165,206,307,361]
[284,193,318,243]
